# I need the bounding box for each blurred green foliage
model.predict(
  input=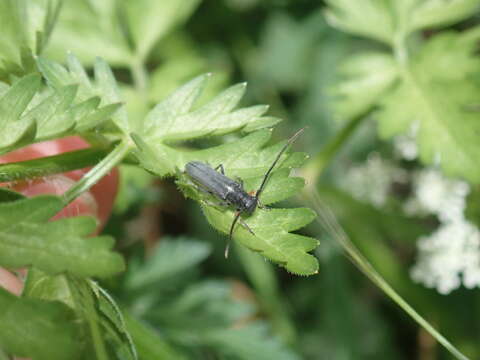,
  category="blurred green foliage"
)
[1,0,480,359]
